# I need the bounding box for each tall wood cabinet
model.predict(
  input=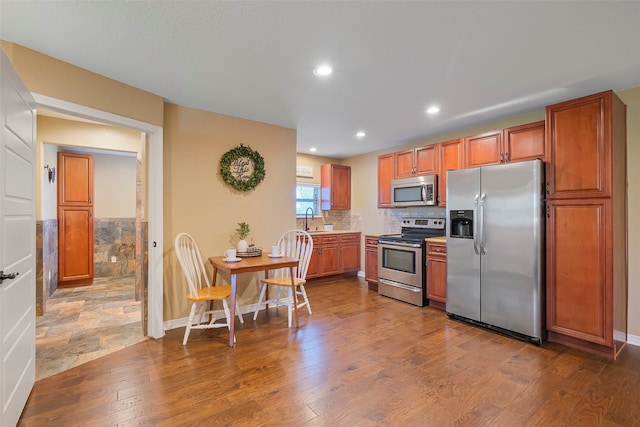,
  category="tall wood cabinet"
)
[58,152,94,287]
[545,90,627,359]
[377,154,394,208]
[436,138,464,207]
[321,164,351,210]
